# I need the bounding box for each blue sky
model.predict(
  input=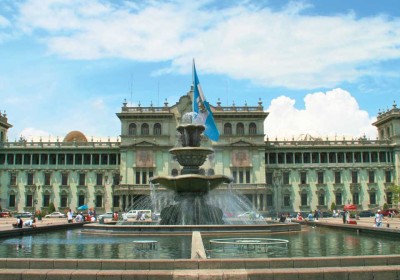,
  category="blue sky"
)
[1,0,400,141]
